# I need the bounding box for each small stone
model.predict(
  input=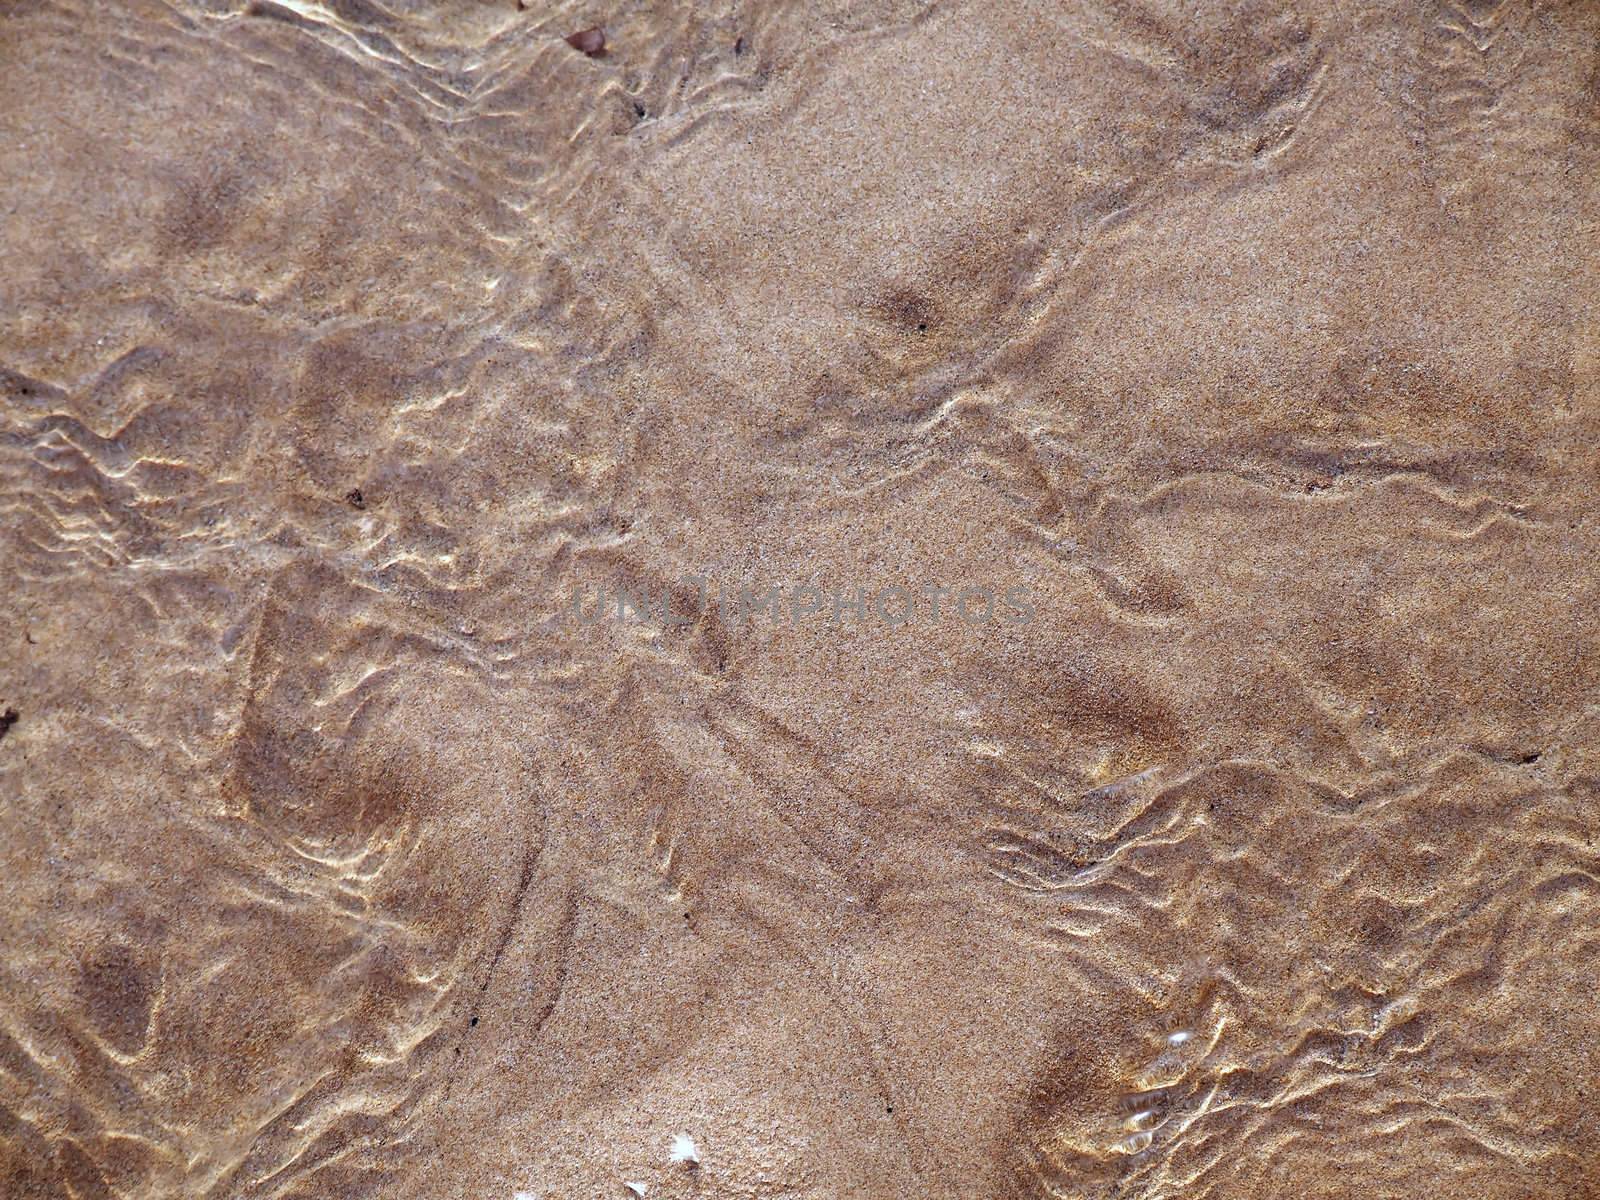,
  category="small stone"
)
[565,27,605,56]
